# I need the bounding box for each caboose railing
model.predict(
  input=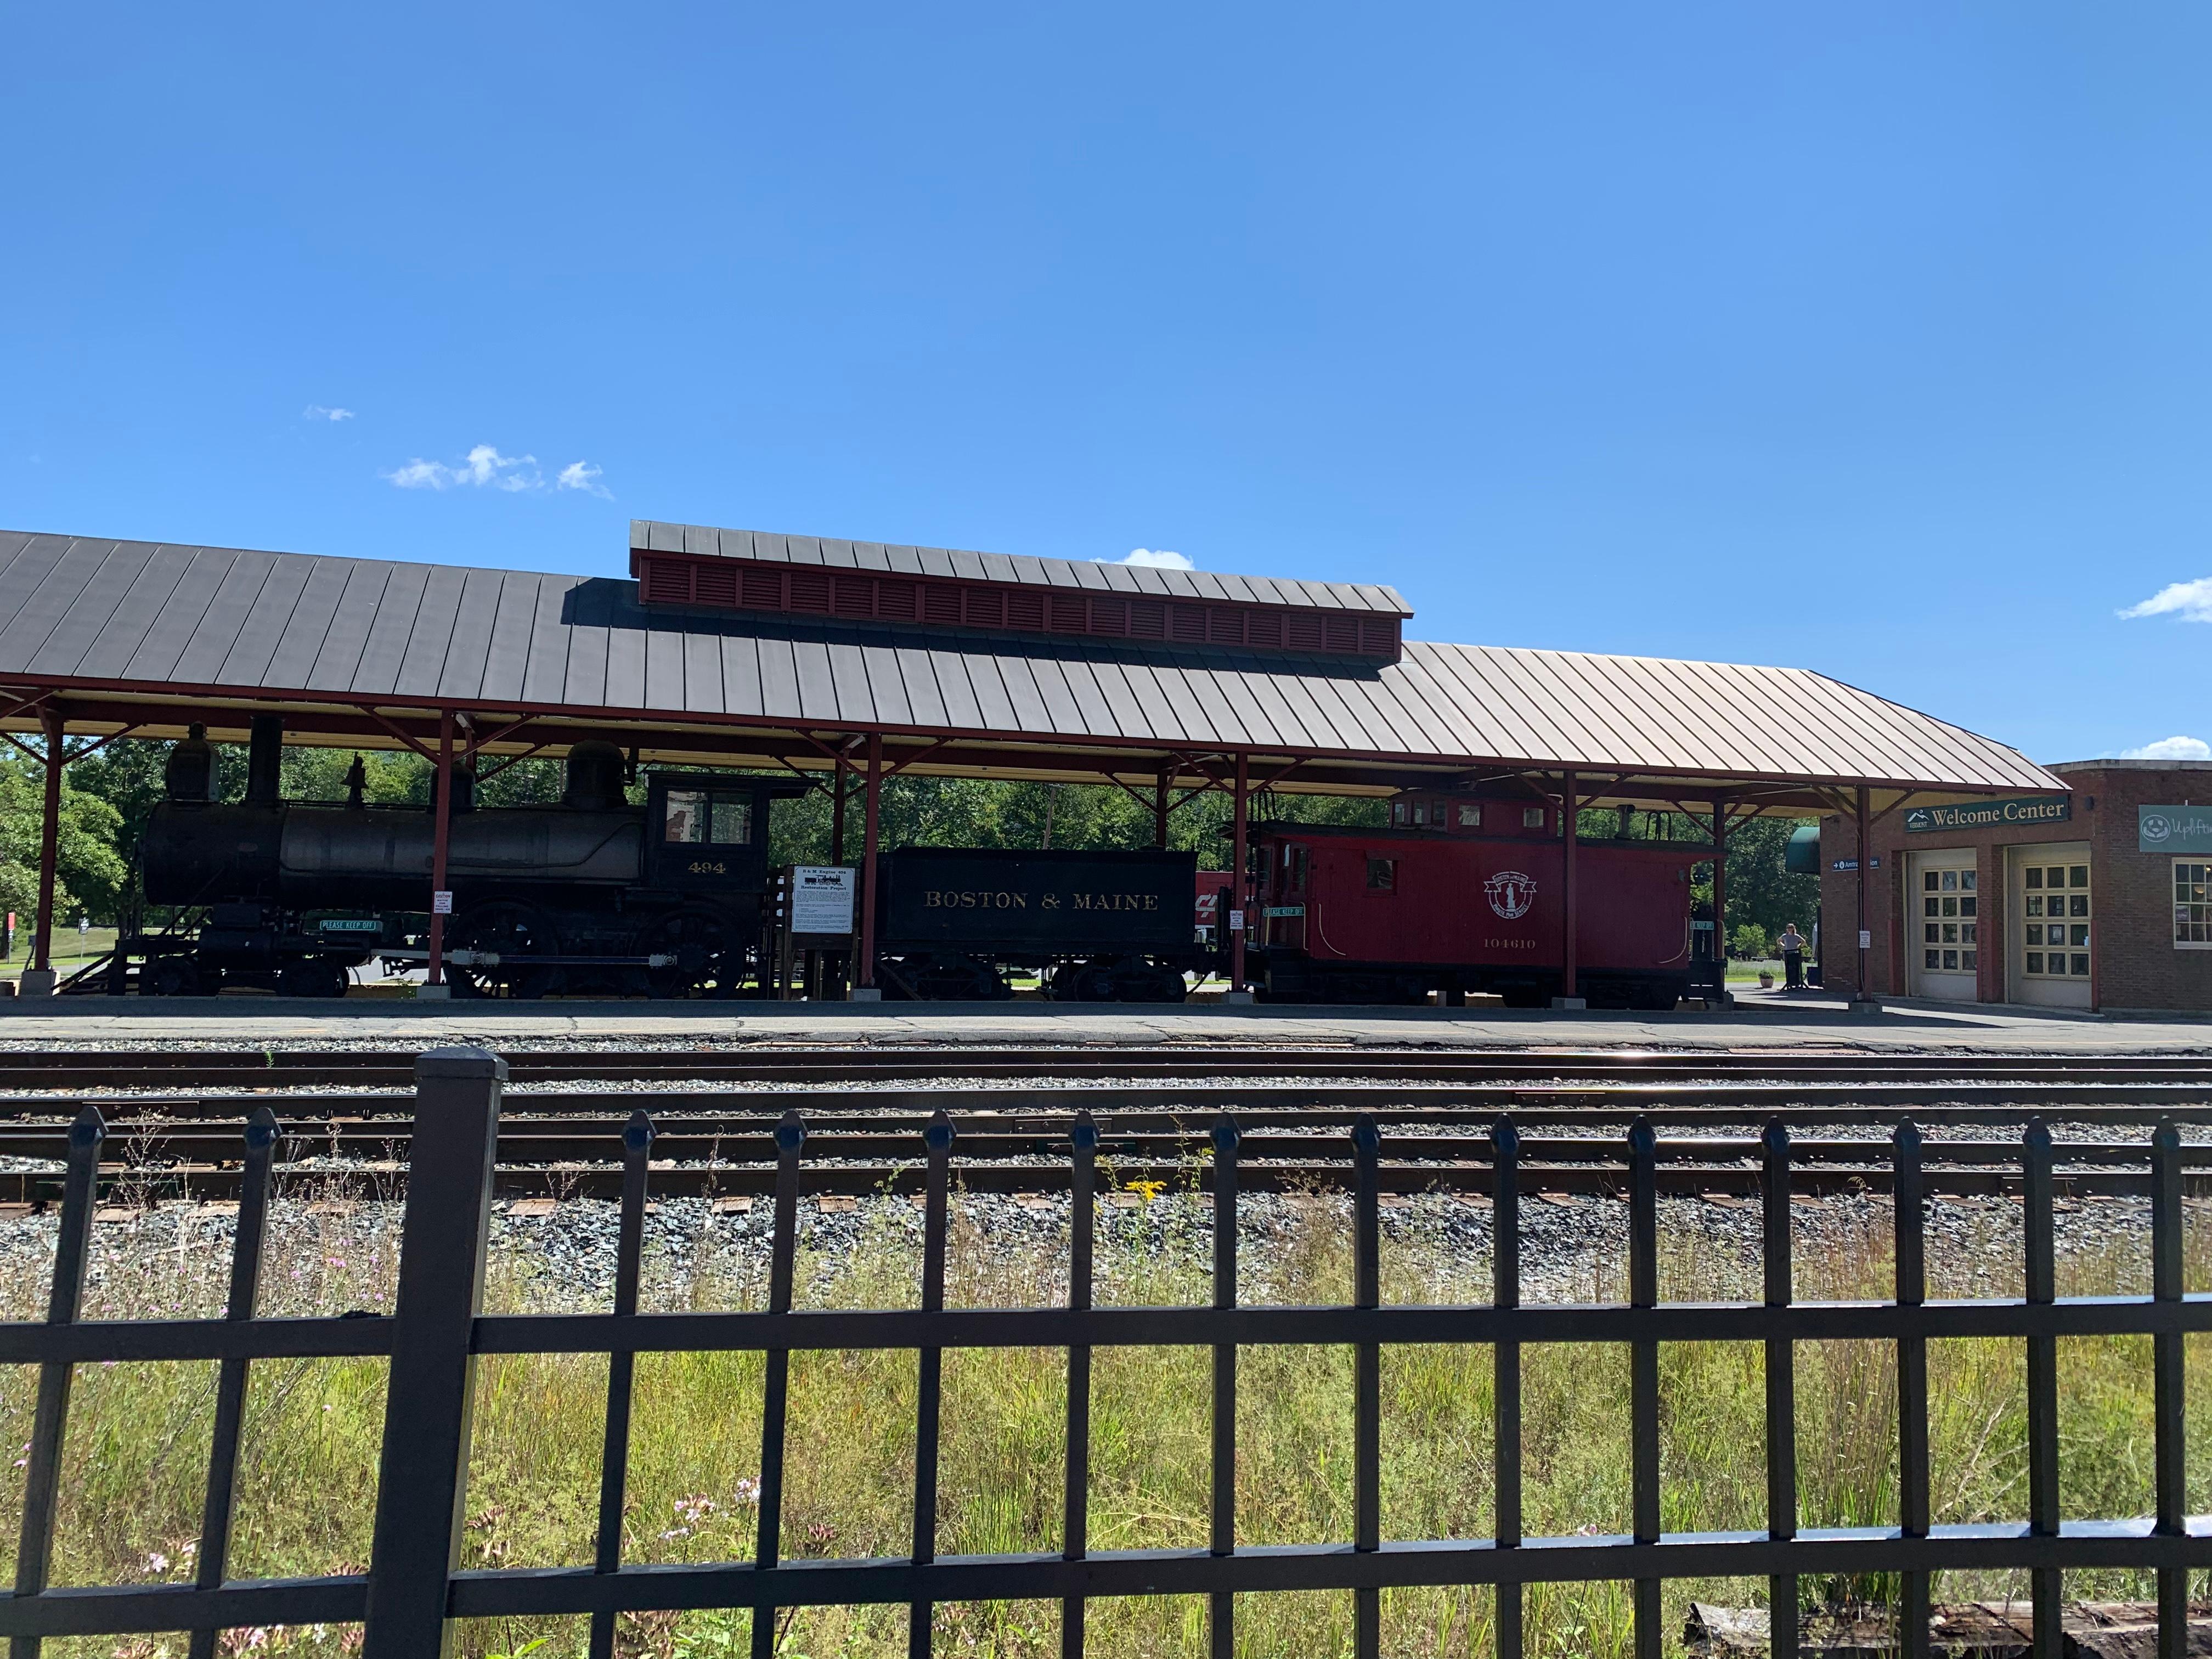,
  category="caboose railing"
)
[0,1048,2203,1658]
